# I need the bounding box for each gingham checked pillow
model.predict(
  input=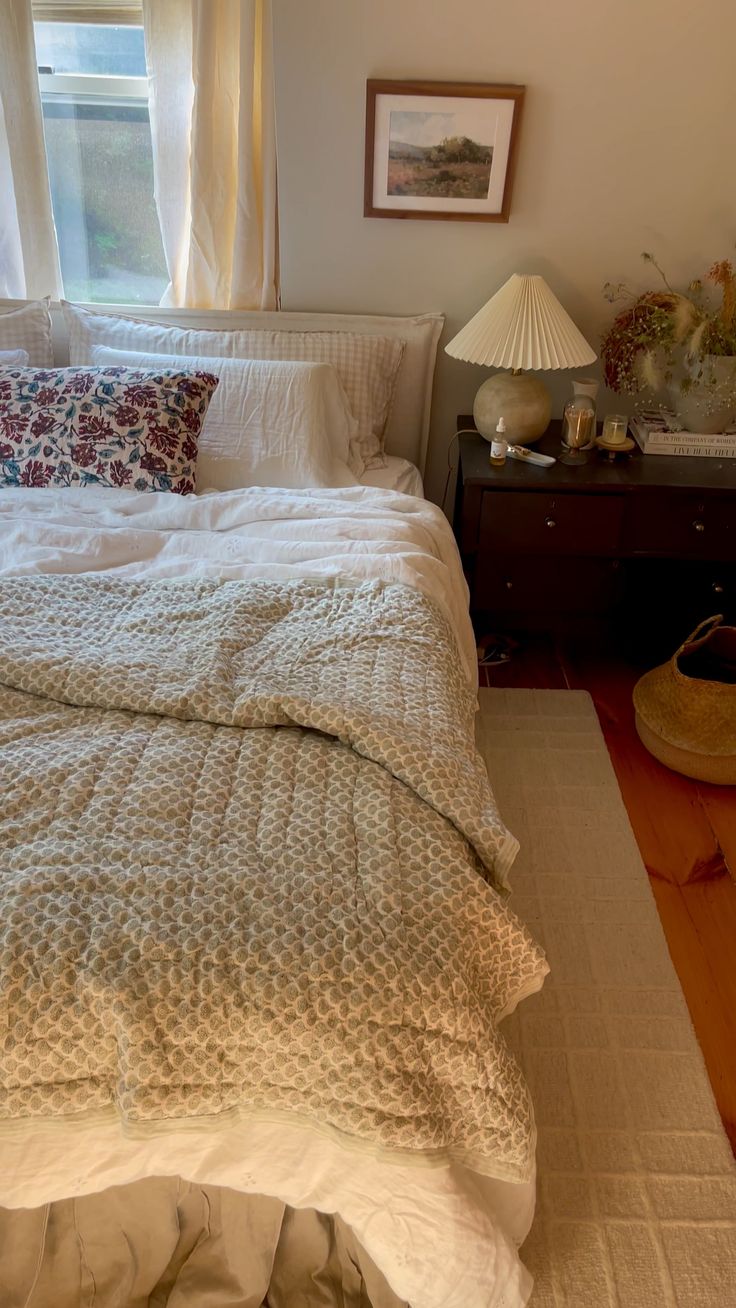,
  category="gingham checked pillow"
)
[0,299,53,366]
[222,330,404,470]
[63,301,405,471]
